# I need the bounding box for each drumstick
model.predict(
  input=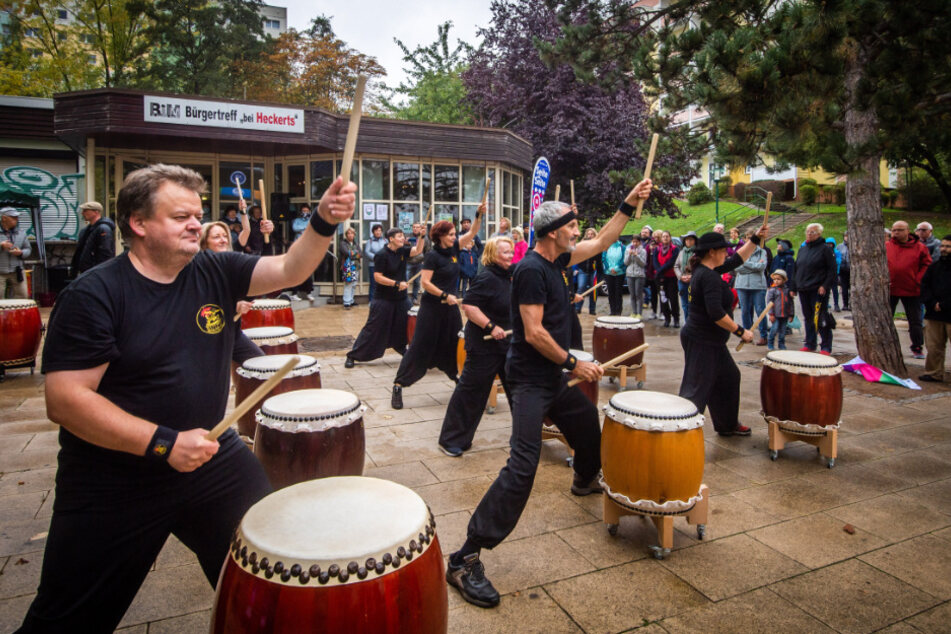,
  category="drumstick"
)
[481,176,491,207]
[567,342,649,387]
[555,184,561,202]
[483,329,513,341]
[570,180,575,206]
[205,356,299,441]
[579,281,606,299]
[736,301,774,351]
[762,191,772,230]
[258,179,269,244]
[340,75,367,188]
[634,133,659,220]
